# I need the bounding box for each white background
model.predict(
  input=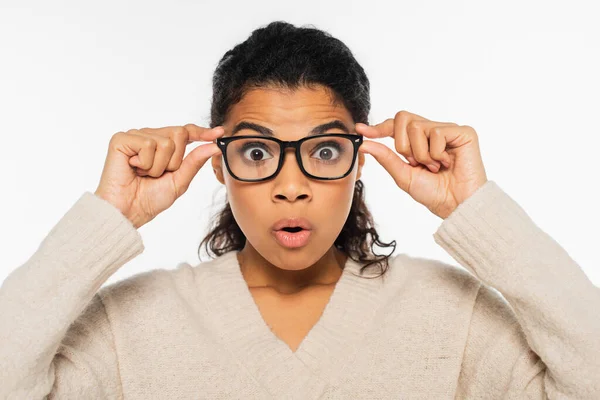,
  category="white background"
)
[0,0,598,288]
